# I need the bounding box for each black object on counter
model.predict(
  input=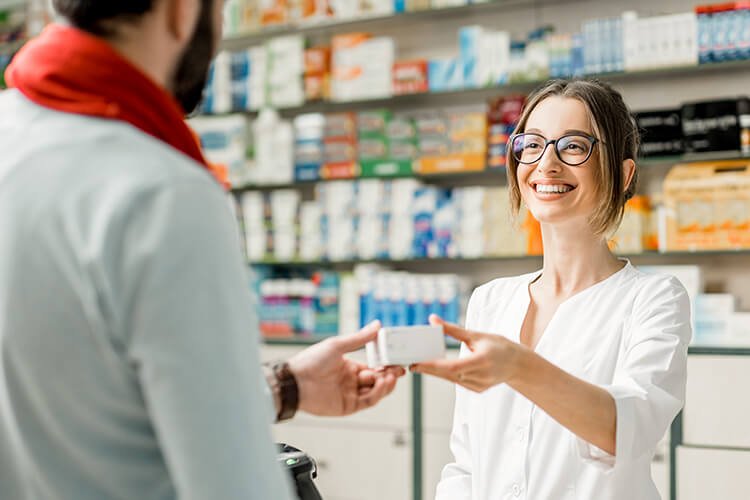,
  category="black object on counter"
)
[681,97,750,154]
[277,443,324,500]
[634,108,684,157]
